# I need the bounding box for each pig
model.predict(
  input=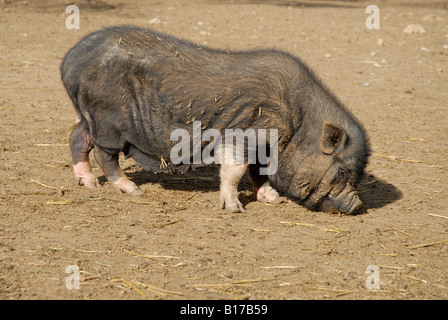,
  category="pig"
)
[61,25,370,214]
